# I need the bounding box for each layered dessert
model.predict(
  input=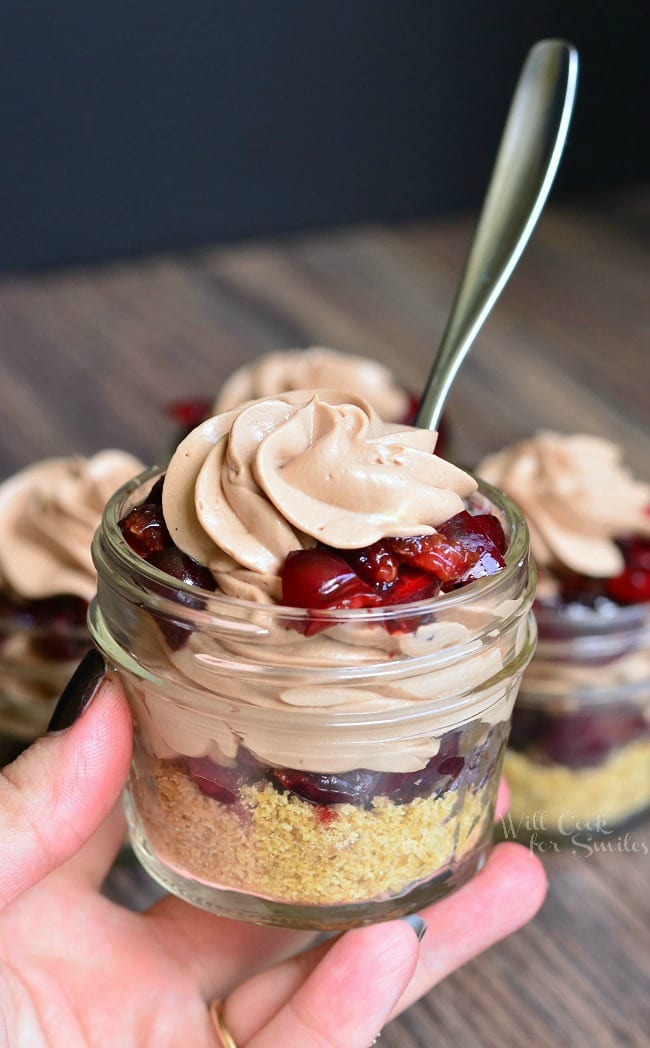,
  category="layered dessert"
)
[0,451,143,741]
[91,390,534,927]
[479,432,650,830]
[167,346,420,442]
